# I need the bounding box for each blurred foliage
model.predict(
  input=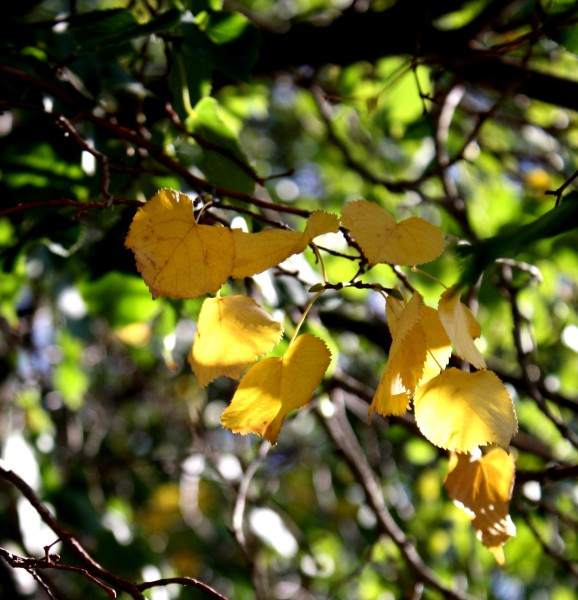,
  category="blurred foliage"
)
[1,0,578,599]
